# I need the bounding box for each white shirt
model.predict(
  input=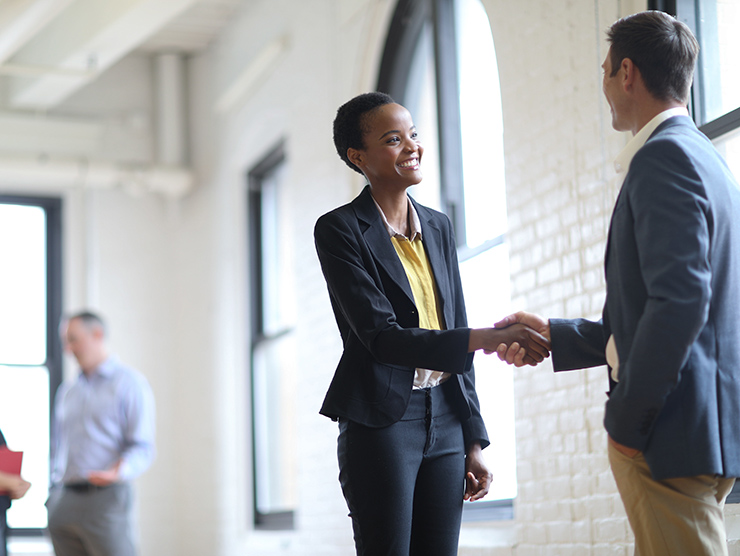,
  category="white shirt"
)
[51,356,156,484]
[606,107,689,381]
